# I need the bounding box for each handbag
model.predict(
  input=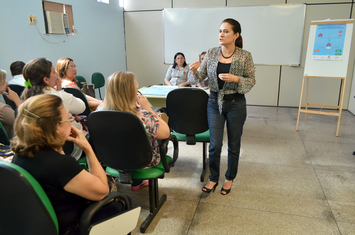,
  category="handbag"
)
[81,82,96,98]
